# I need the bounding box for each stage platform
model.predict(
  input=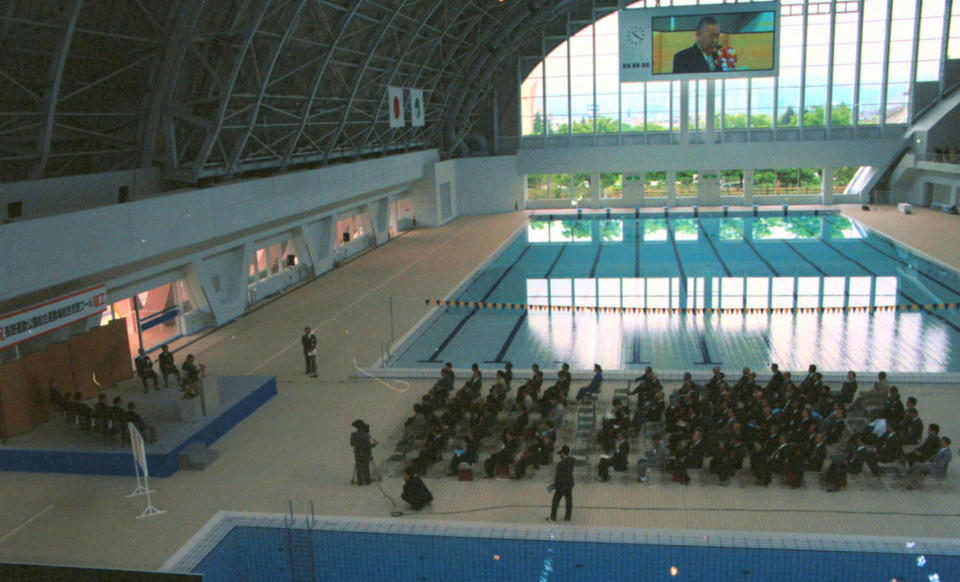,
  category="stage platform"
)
[0,375,277,477]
